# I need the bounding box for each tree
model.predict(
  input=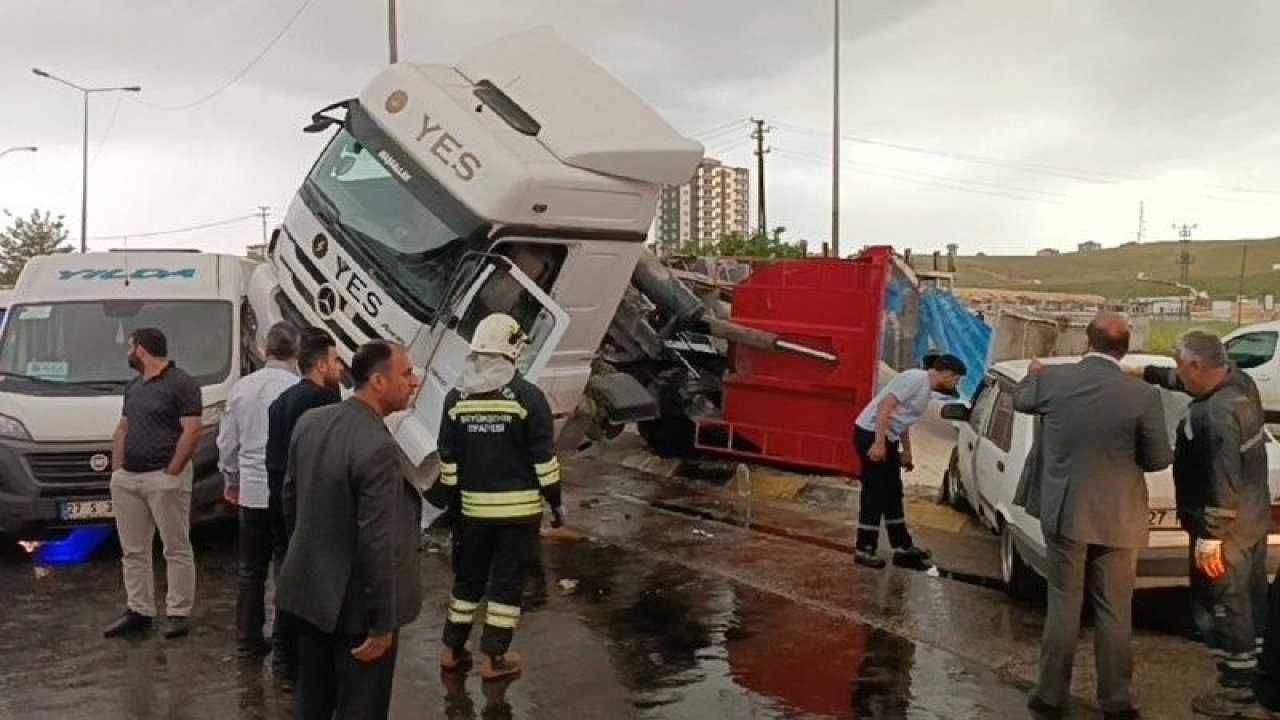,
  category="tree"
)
[0,209,71,285]
[681,226,807,259]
